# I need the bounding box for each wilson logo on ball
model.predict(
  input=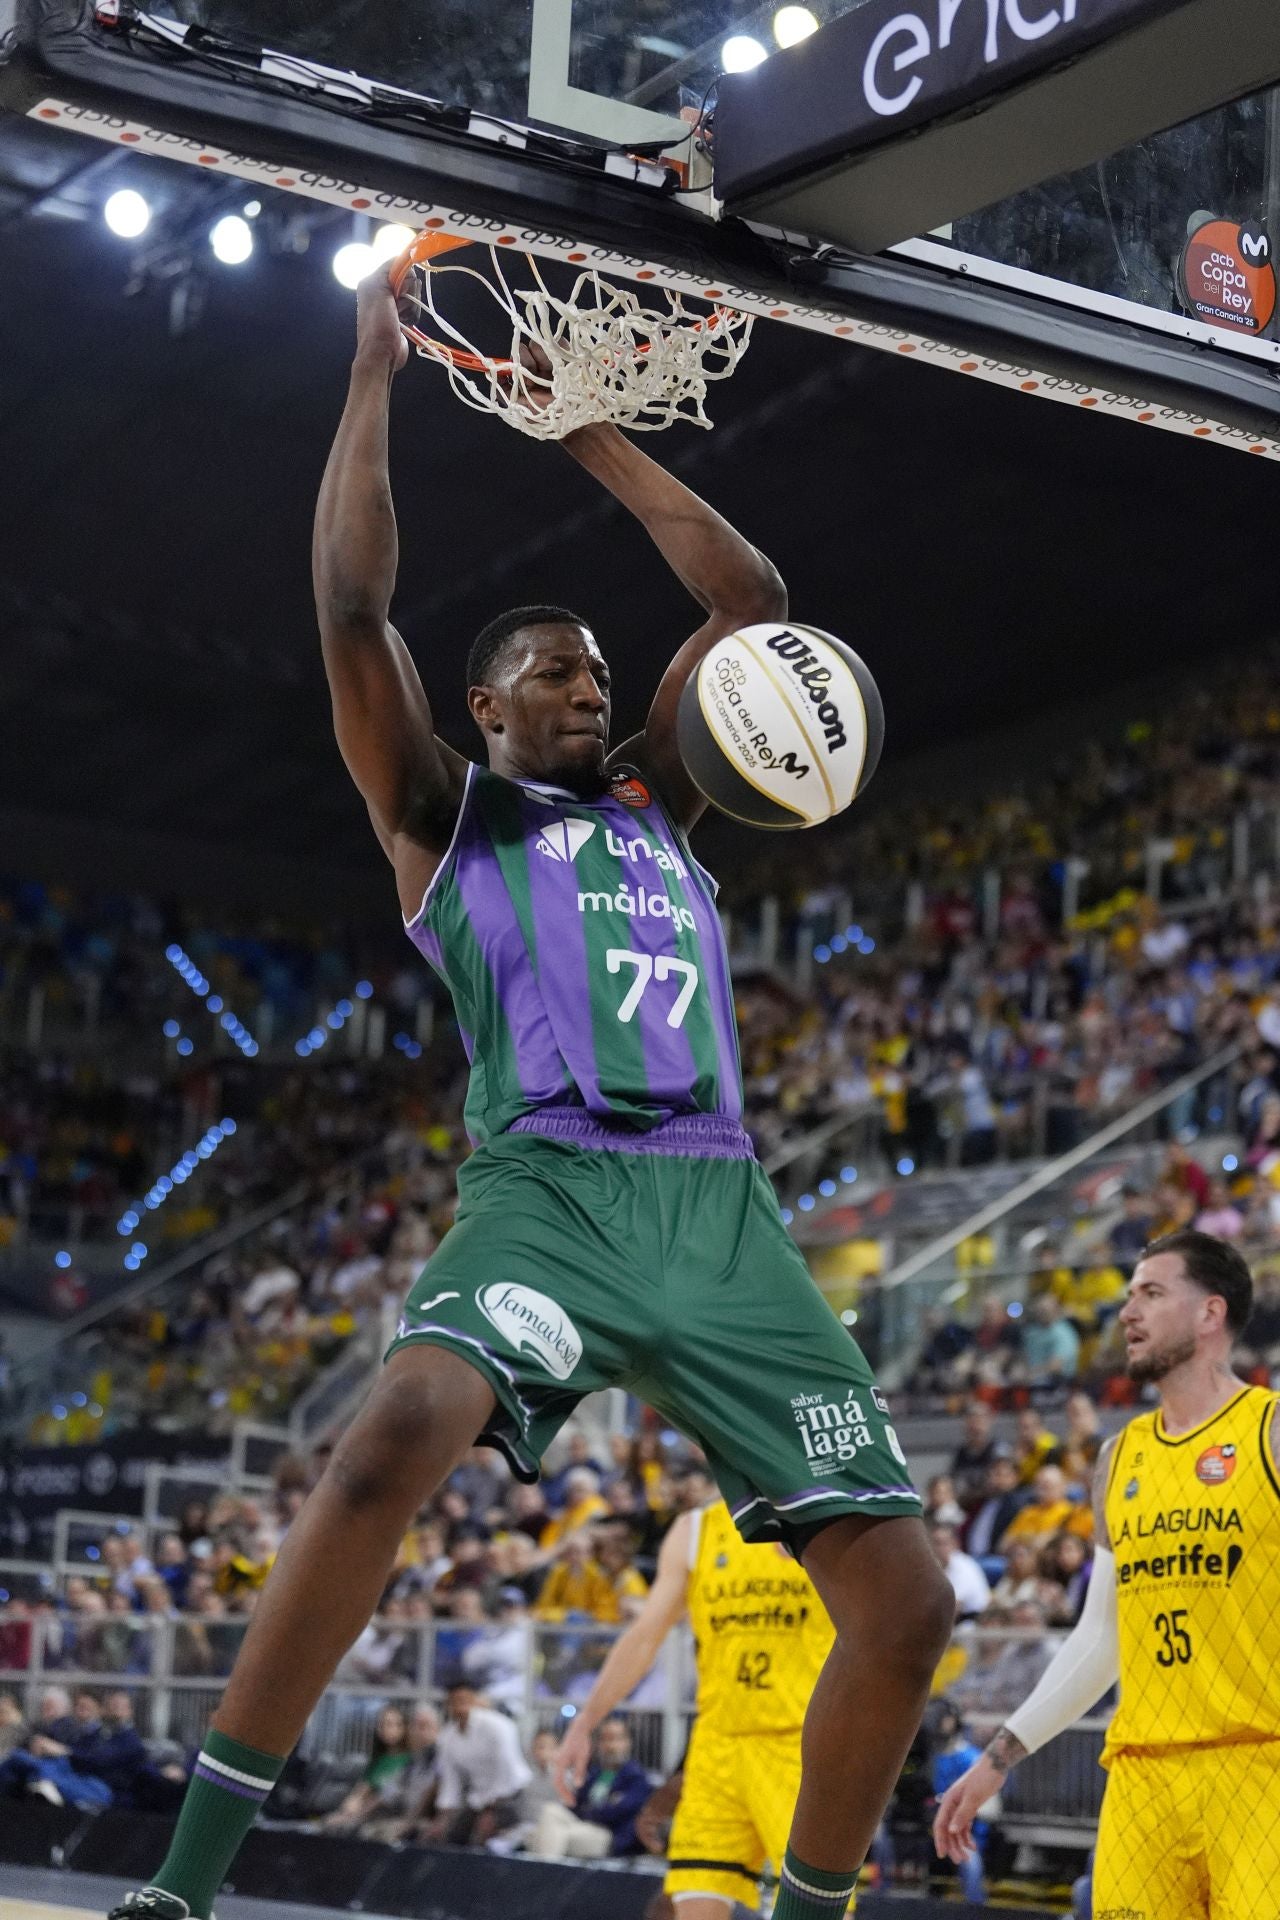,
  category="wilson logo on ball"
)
[677,622,884,830]
[765,629,849,753]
